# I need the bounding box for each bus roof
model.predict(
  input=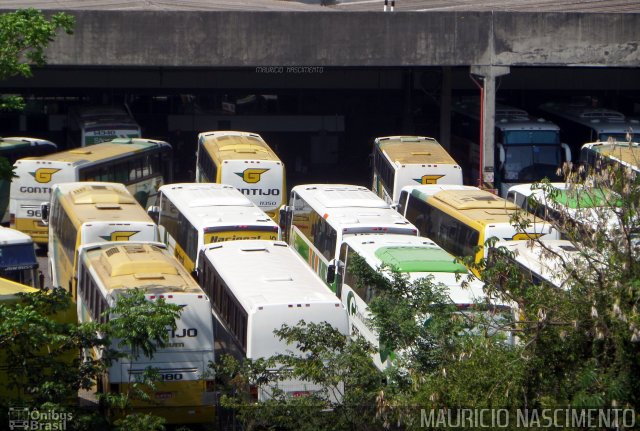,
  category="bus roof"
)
[0,276,38,301]
[341,234,487,304]
[539,102,640,133]
[17,138,170,166]
[0,137,57,151]
[0,226,34,245]
[582,141,640,169]
[374,136,459,165]
[454,100,560,132]
[292,184,417,231]
[53,182,155,227]
[198,131,281,162]
[158,183,278,230]
[411,185,542,228]
[201,240,341,312]
[495,239,581,289]
[81,242,202,295]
